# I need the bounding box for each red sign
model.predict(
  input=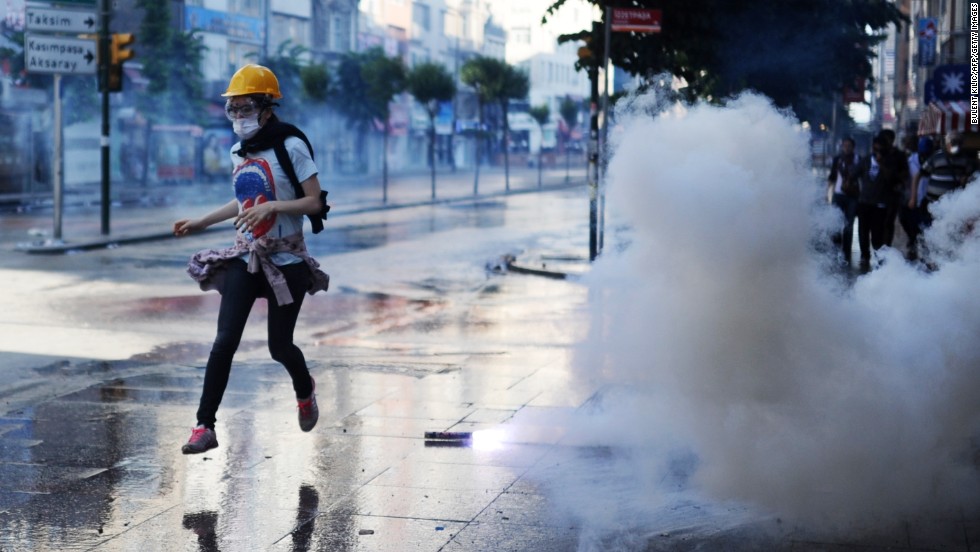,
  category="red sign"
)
[610,8,662,33]
[843,77,866,104]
